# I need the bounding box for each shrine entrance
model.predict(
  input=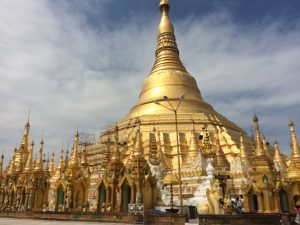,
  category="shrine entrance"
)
[56,185,64,211]
[122,183,131,212]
